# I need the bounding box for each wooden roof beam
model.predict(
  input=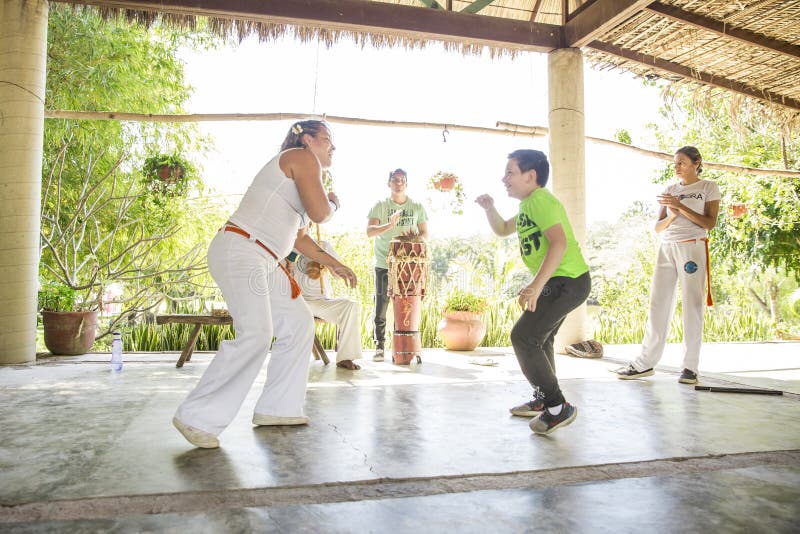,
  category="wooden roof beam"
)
[588,41,800,112]
[645,2,800,61]
[56,0,562,52]
[565,0,652,47]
